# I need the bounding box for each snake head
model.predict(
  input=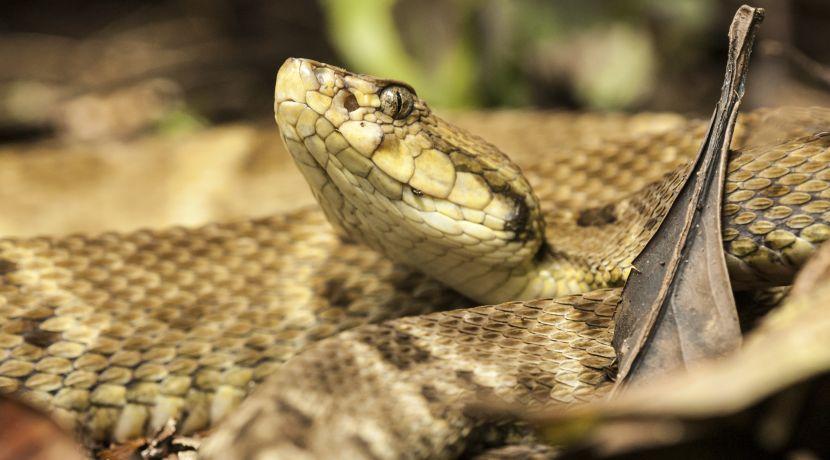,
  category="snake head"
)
[274,58,546,303]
